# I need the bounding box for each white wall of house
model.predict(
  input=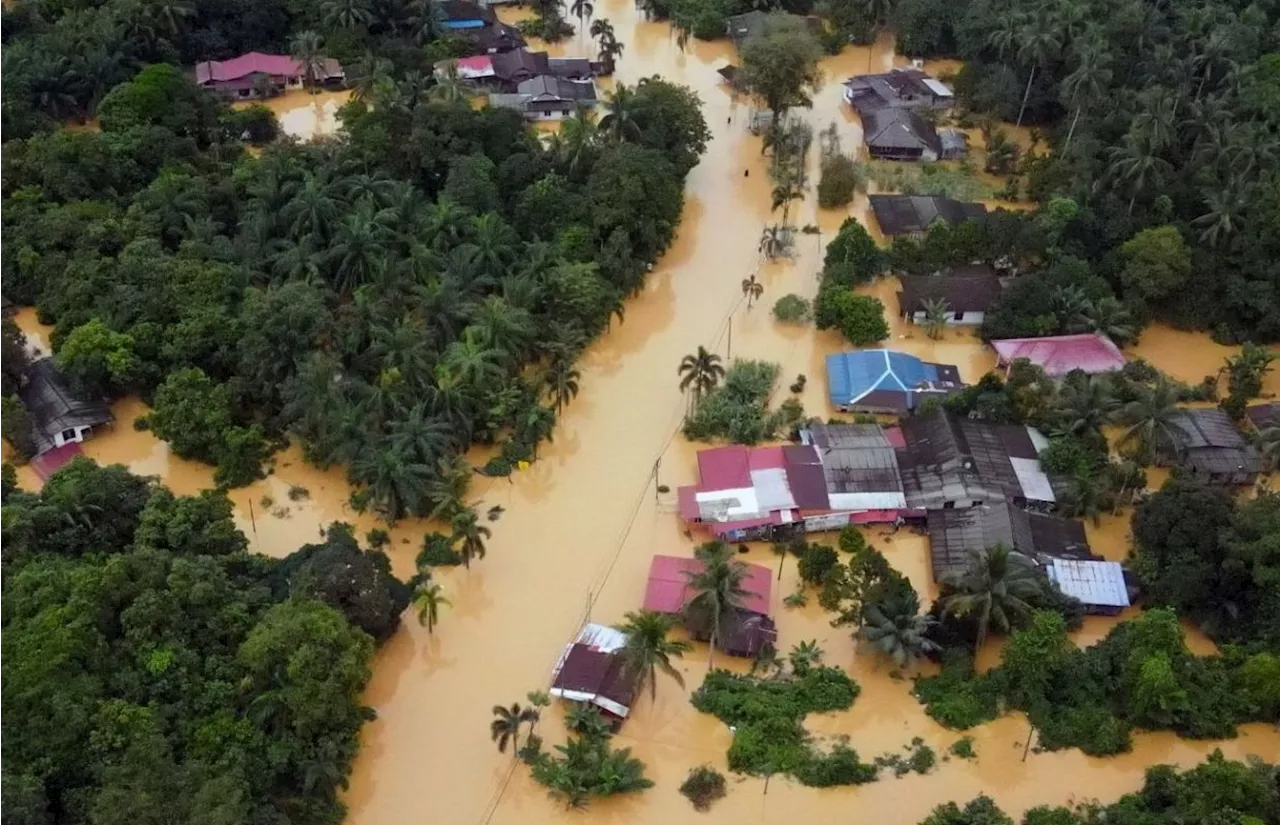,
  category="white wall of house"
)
[906,309,985,326]
[53,425,94,448]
